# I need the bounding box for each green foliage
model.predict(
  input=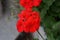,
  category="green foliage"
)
[37,0,55,19]
[52,22,60,39]
[33,38,39,40]
[39,0,60,40]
